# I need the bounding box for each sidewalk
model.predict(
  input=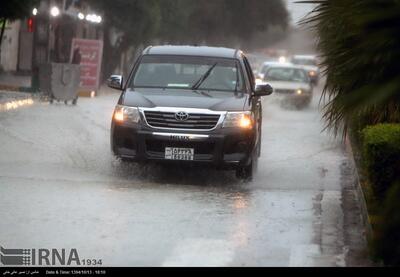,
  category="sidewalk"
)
[0,72,119,109]
[0,72,32,92]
